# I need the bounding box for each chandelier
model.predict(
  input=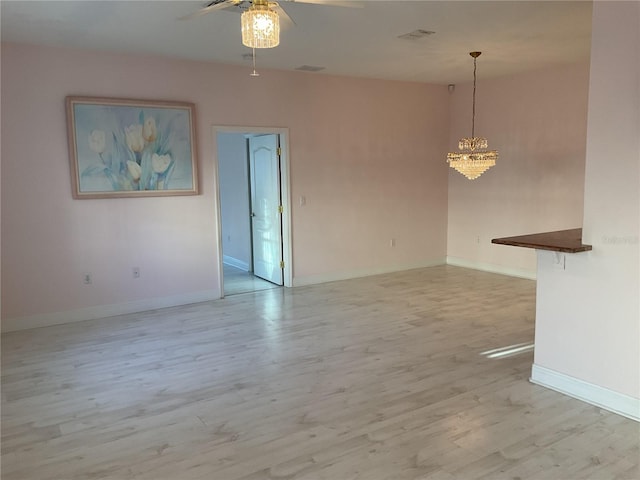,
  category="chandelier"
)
[241,0,280,49]
[447,51,498,180]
